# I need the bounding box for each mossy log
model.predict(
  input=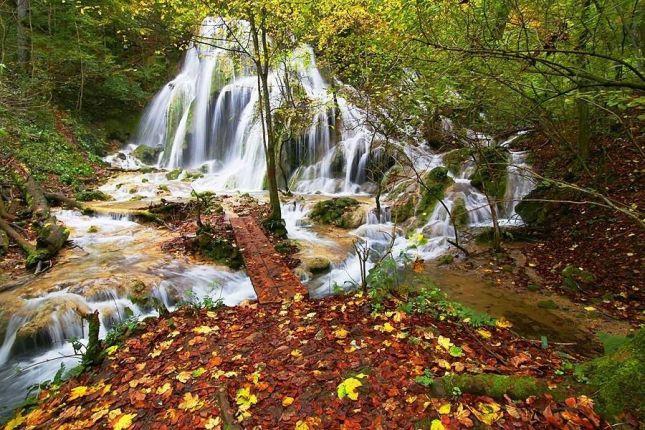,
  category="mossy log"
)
[45,192,93,213]
[428,374,585,402]
[11,166,69,266]
[0,197,16,221]
[0,229,9,255]
[0,216,37,256]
